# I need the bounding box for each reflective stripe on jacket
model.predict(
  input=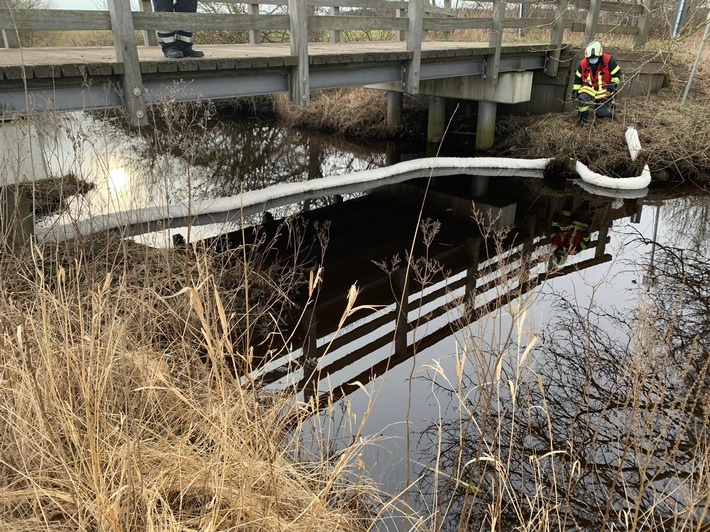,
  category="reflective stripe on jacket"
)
[572,53,621,101]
